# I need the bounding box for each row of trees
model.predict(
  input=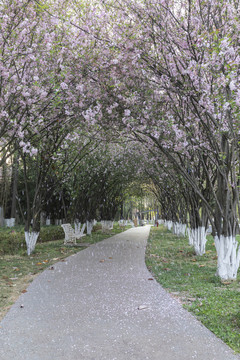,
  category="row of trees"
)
[1,136,143,247]
[0,0,140,253]
[92,0,240,280]
[1,0,240,279]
